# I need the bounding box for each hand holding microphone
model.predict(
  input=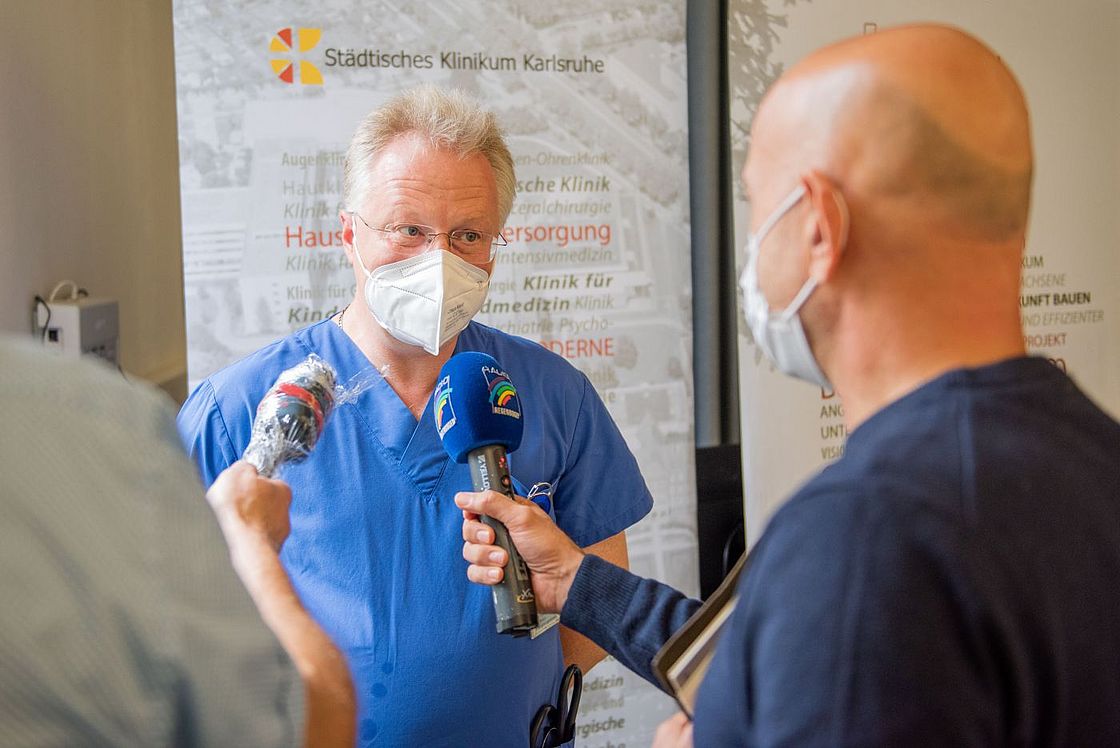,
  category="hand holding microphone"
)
[207,461,294,553]
[435,352,544,635]
[455,489,585,616]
